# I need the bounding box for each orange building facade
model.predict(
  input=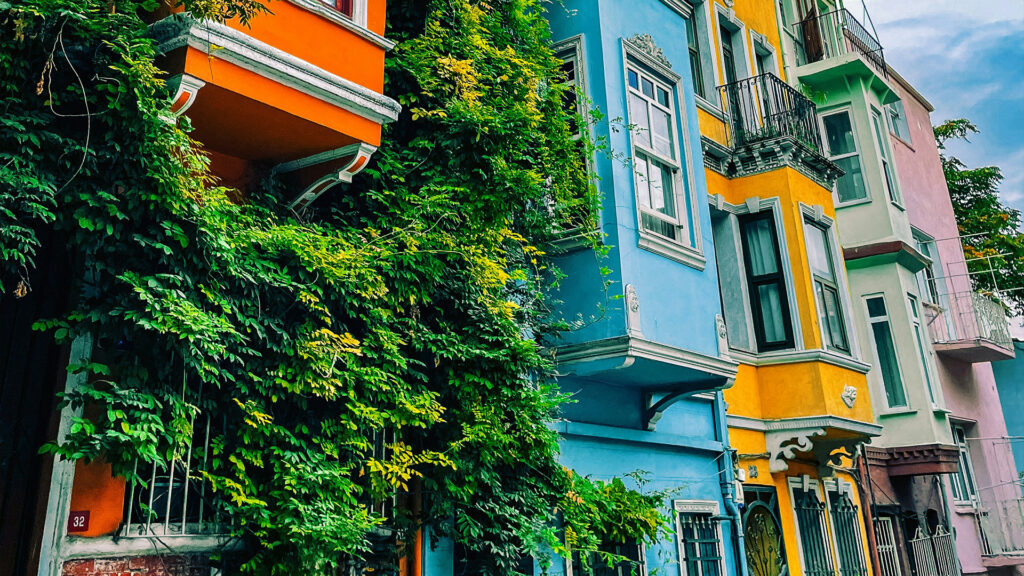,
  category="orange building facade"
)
[31,2,399,575]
